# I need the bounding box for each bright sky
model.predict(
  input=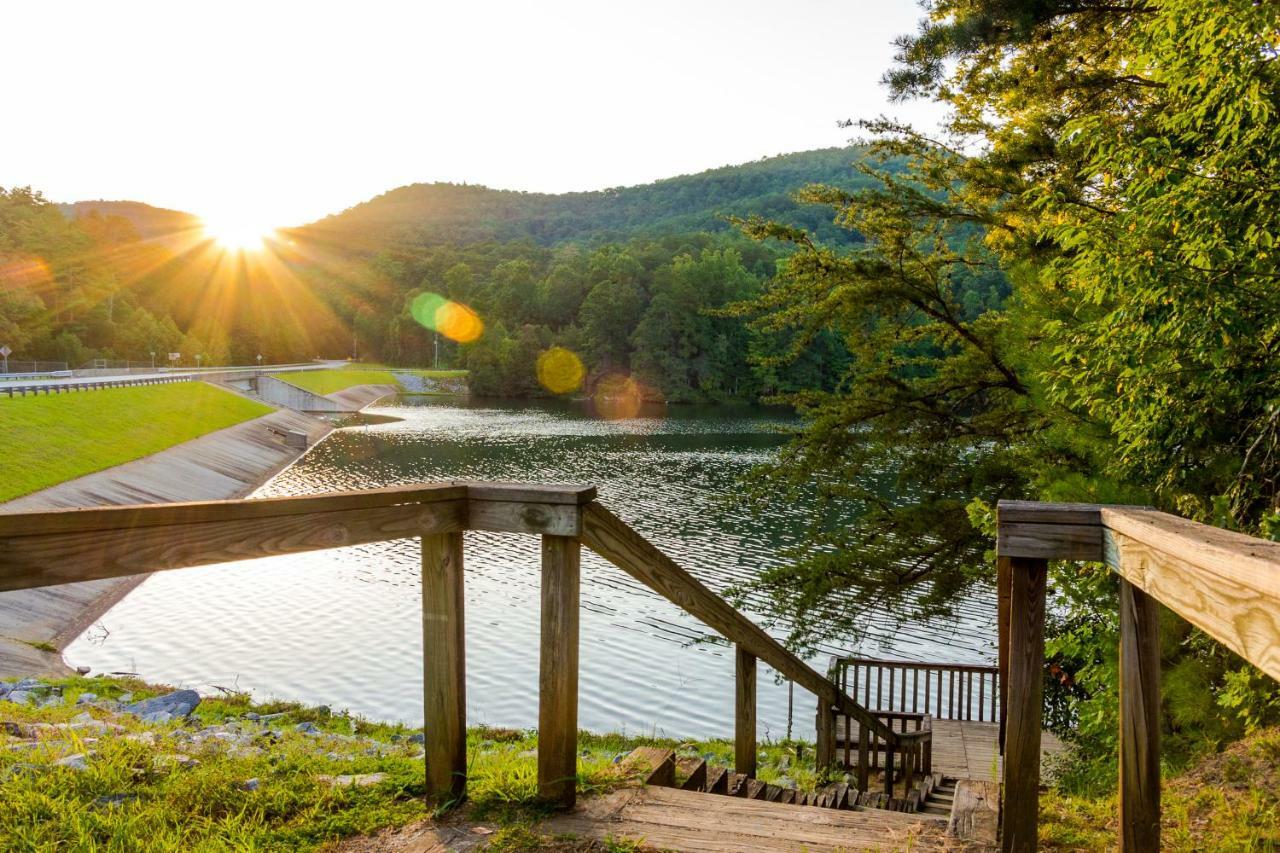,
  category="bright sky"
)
[1,0,941,229]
